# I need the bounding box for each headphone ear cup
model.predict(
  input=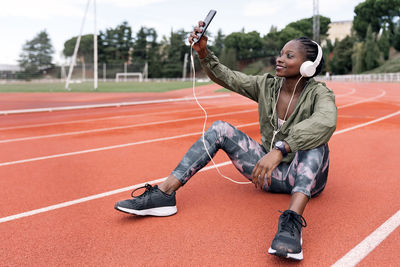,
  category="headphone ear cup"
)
[300,61,315,77]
